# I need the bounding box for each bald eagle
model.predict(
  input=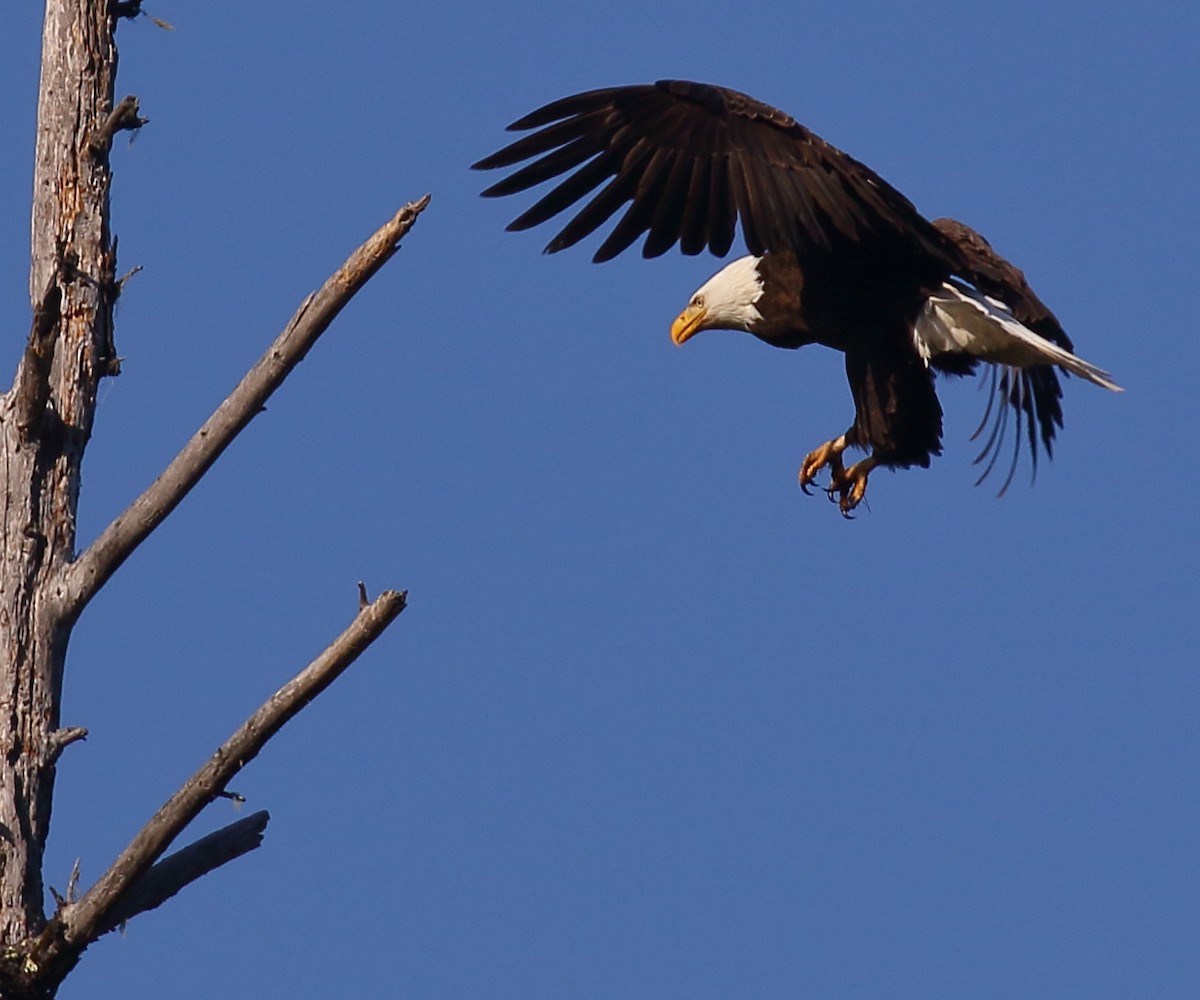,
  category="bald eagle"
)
[473,80,1119,515]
